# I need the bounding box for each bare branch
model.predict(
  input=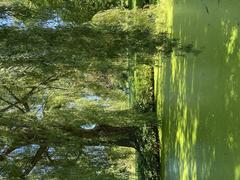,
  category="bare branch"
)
[22,75,58,101]
[3,85,21,102]
[0,97,25,113]
[0,147,18,161]
[22,145,48,177]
